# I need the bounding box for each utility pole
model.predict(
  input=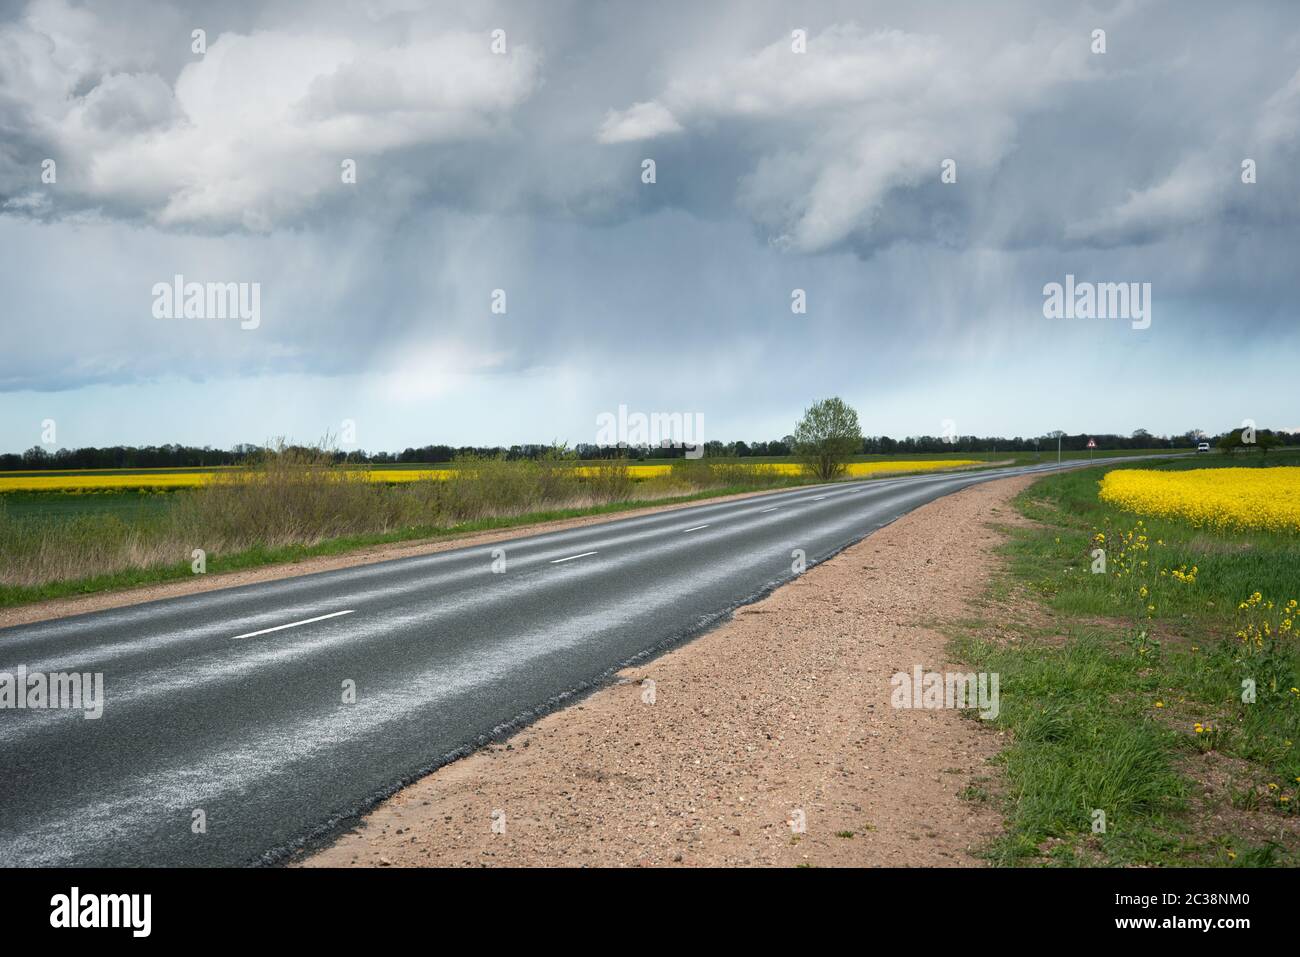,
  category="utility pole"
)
[1058,433,1062,466]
